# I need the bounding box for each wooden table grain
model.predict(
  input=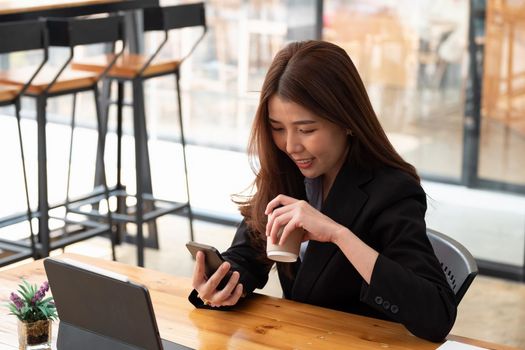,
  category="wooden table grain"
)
[0,254,519,349]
